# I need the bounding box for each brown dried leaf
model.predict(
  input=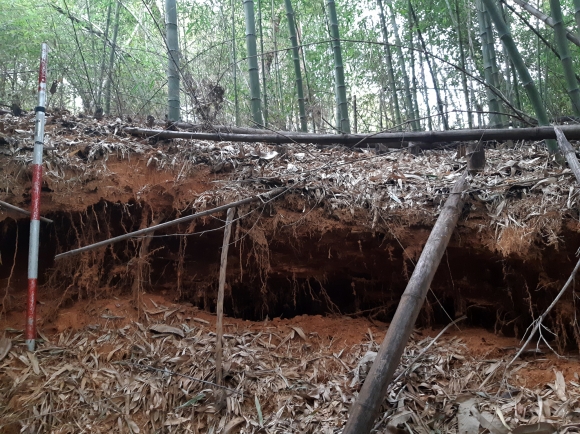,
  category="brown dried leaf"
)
[0,337,12,361]
[223,416,245,434]
[149,324,184,338]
